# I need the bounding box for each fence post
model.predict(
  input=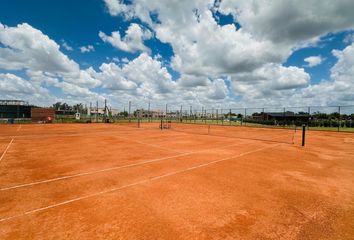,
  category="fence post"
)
[190,106,192,122]
[180,105,182,122]
[148,101,151,122]
[128,101,131,123]
[241,110,243,126]
[307,106,310,130]
[89,102,92,122]
[96,101,98,123]
[165,104,168,120]
[338,106,341,132]
[229,109,232,125]
[244,108,247,126]
[221,109,224,125]
[202,107,204,124]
